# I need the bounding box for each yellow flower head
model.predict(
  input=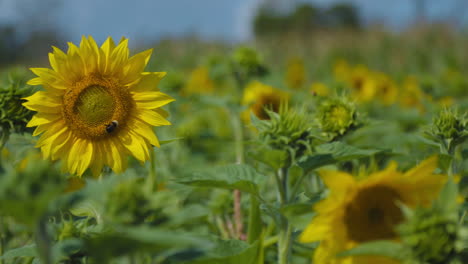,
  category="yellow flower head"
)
[182,66,214,96]
[23,36,175,176]
[300,156,447,264]
[370,72,399,105]
[309,82,330,97]
[285,57,306,89]
[242,81,289,121]
[399,76,426,112]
